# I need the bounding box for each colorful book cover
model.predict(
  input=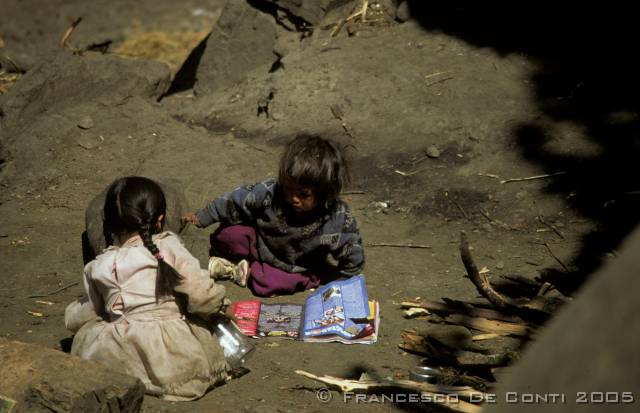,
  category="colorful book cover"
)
[229,275,379,344]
